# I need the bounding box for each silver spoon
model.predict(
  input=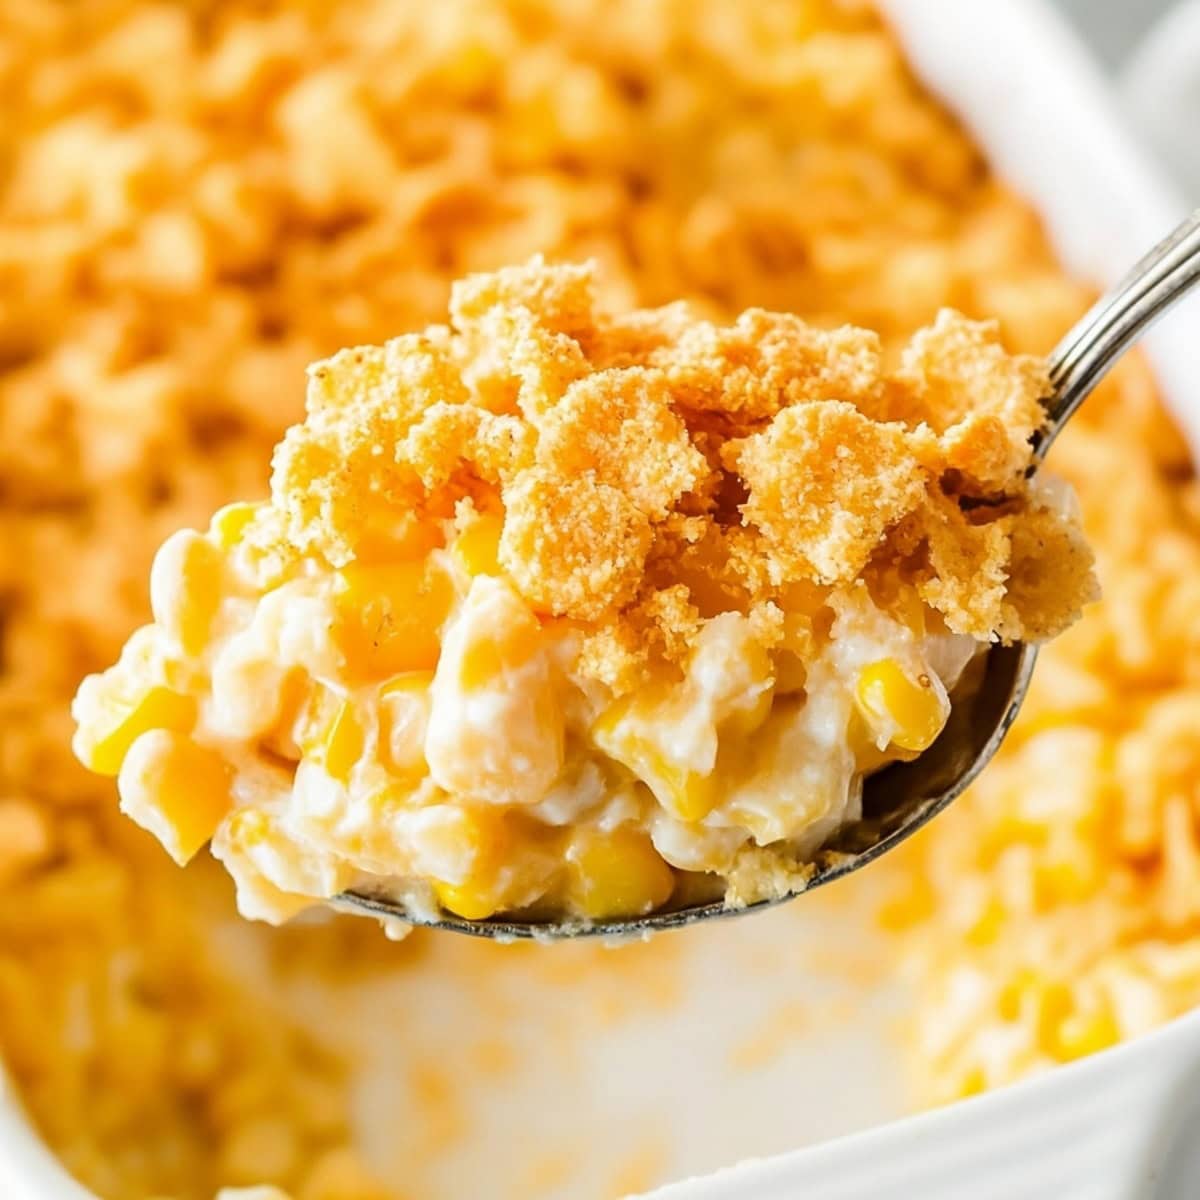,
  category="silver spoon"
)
[336,208,1200,941]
